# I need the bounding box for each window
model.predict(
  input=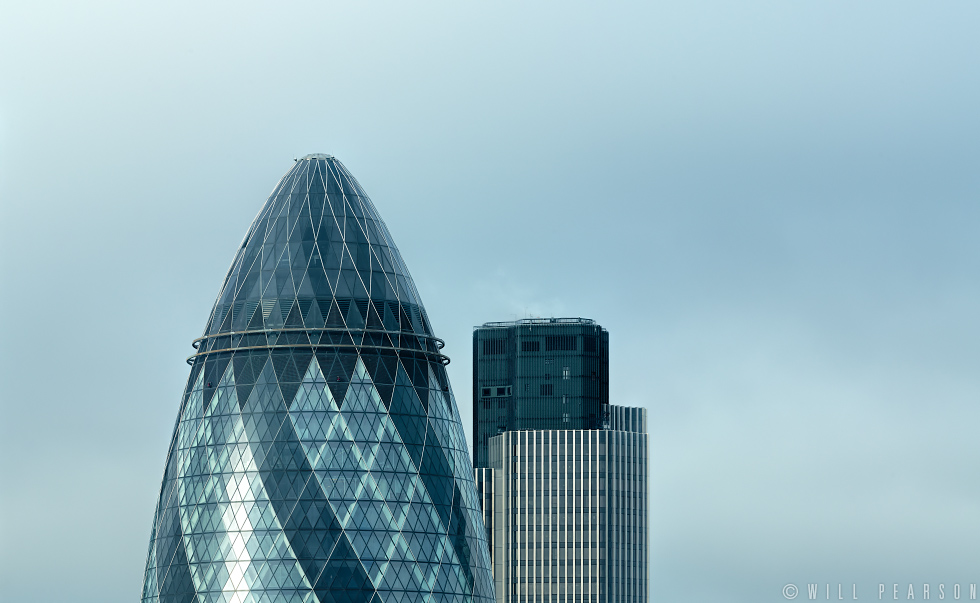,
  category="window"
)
[545,335,576,351]
[482,338,506,355]
[540,384,553,396]
[562,366,570,379]
[521,340,540,352]
[483,386,512,398]
[583,336,597,352]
